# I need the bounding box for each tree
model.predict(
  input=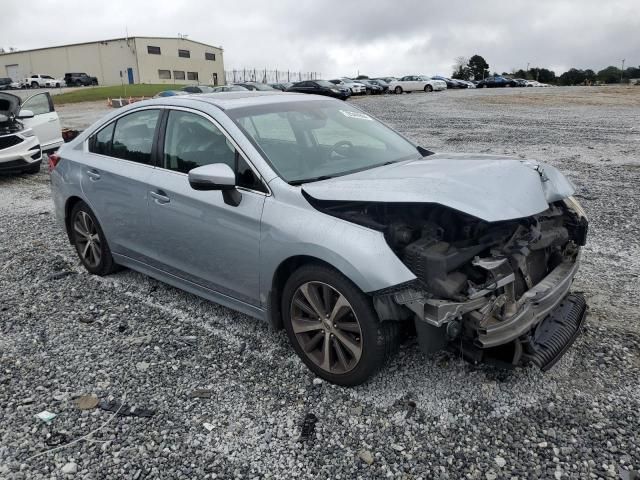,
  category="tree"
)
[584,69,596,83]
[467,55,489,80]
[624,66,640,79]
[529,67,556,83]
[451,56,471,80]
[514,69,528,79]
[559,68,586,85]
[355,75,369,80]
[597,66,622,83]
